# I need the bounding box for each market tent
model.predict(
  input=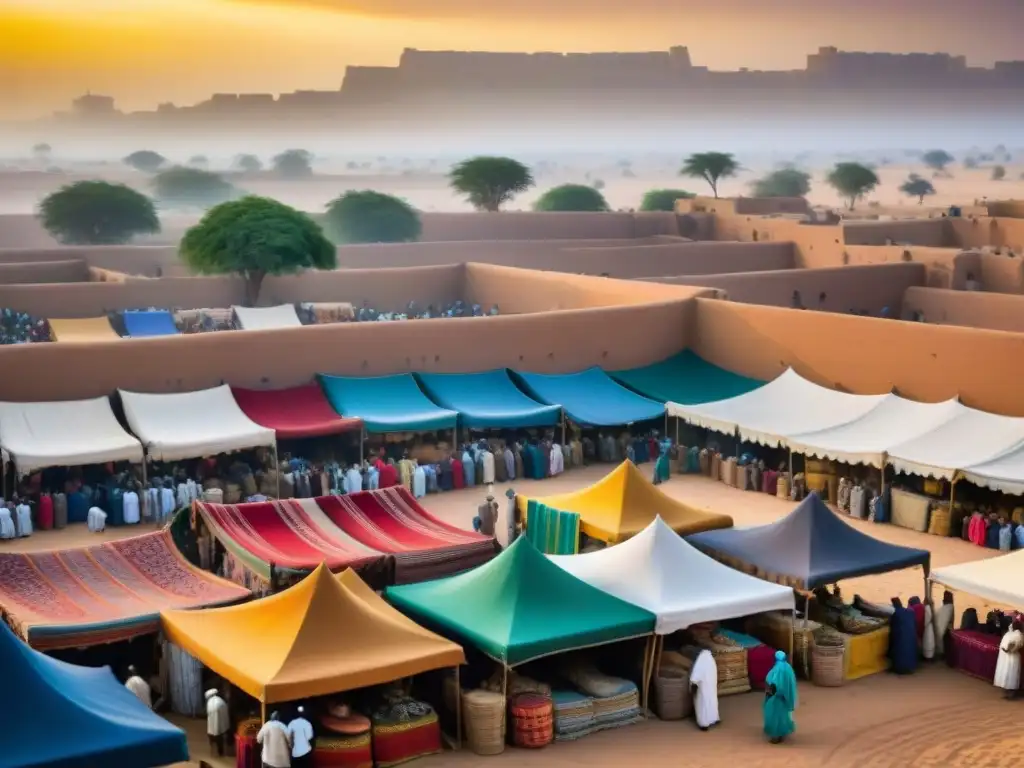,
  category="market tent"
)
[0,397,144,474]
[668,368,890,446]
[121,310,180,338]
[49,316,121,343]
[787,396,963,467]
[232,383,363,439]
[319,373,458,433]
[162,564,464,704]
[610,350,765,405]
[119,385,276,462]
[1,621,188,768]
[688,492,930,589]
[550,517,794,635]
[415,370,561,429]
[512,367,665,426]
[387,537,655,666]
[931,551,1024,613]
[232,304,303,330]
[886,403,1024,480]
[961,445,1024,495]
[517,460,732,544]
